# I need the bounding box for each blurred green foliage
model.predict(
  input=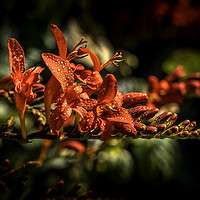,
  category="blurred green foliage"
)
[0,138,183,199]
[131,138,180,181]
[163,48,200,76]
